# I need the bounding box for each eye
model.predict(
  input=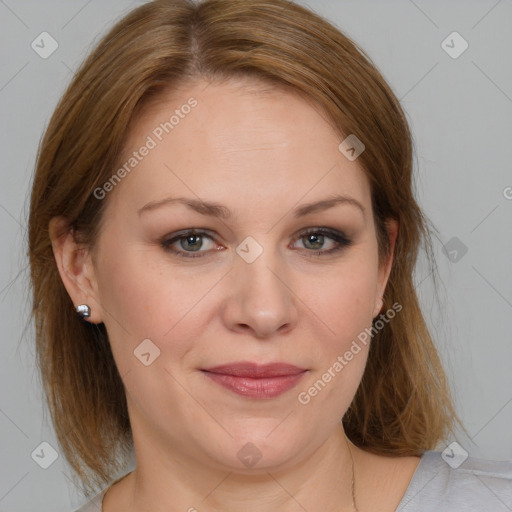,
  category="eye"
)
[160,229,220,258]
[291,228,352,255]
[160,227,352,259]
